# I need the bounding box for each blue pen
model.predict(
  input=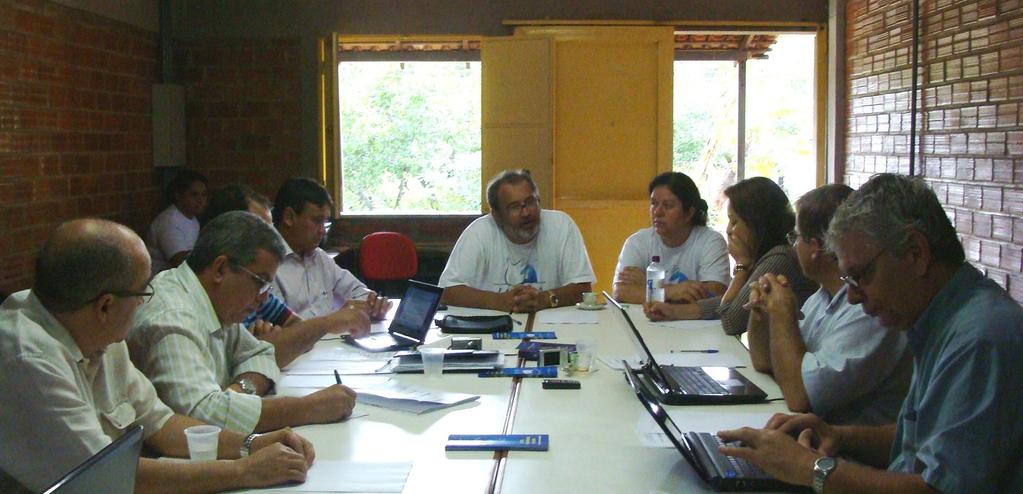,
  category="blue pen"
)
[669,349,719,354]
